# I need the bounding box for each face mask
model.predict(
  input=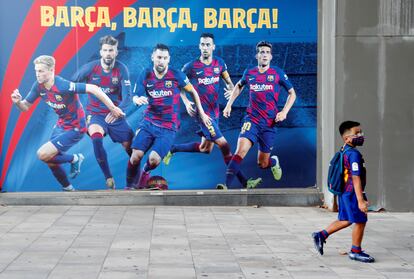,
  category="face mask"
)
[351,136,365,146]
